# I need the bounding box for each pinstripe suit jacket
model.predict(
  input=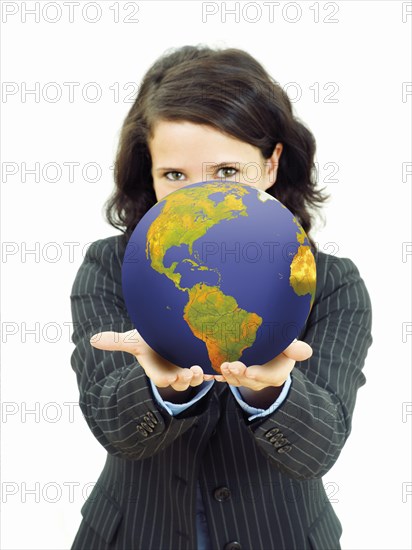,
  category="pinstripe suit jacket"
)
[69,234,372,550]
